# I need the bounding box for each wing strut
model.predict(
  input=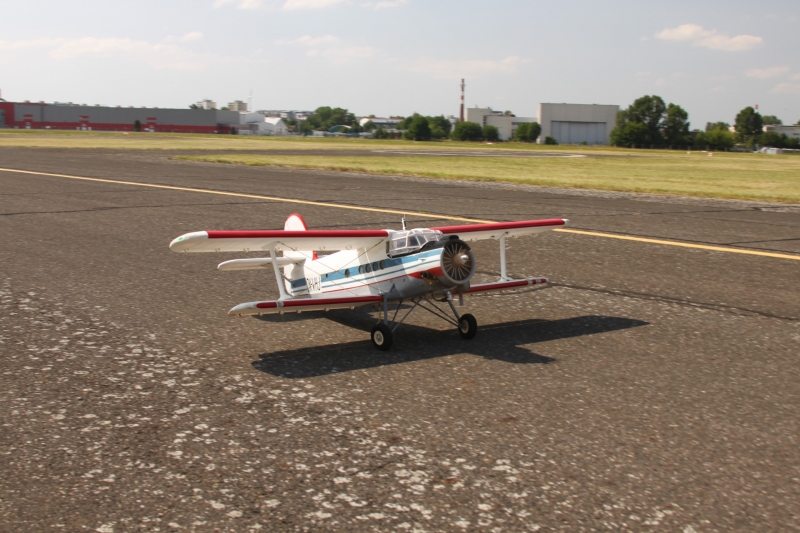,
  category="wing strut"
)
[499,233,509,281]
[269,246,289,300]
